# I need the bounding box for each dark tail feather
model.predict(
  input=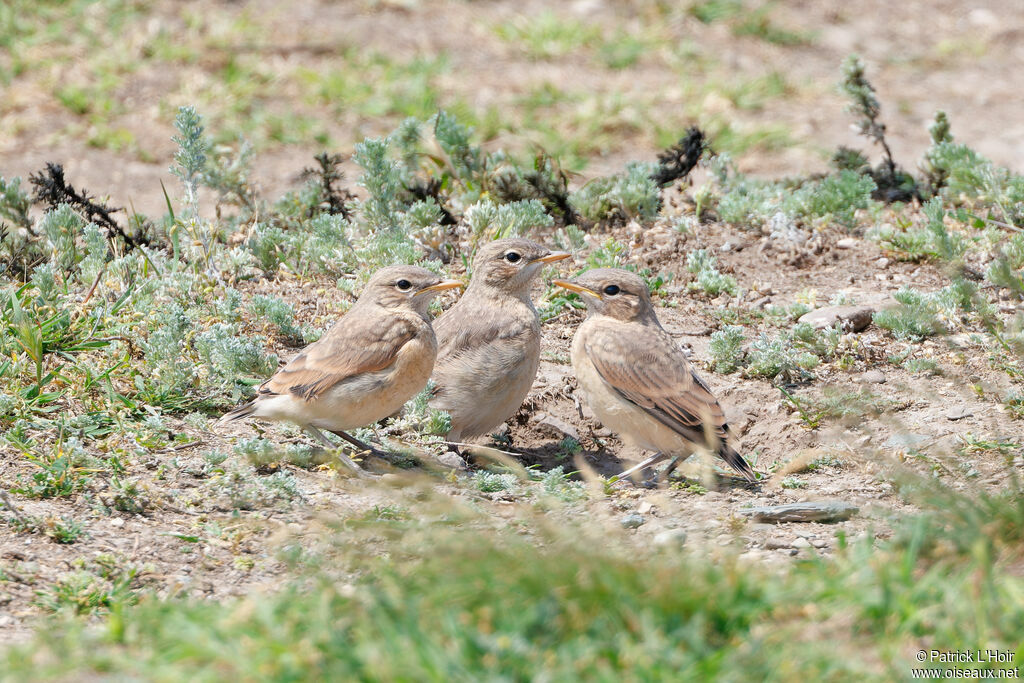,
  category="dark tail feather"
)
[219,401,256,425]
[718,443,758,482]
